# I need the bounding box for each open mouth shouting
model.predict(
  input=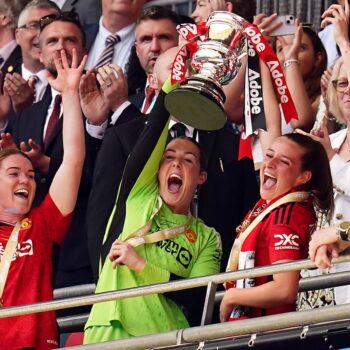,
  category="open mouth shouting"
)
[14,188,29,199]
[167,173,183,194]
[262,172,277,190]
